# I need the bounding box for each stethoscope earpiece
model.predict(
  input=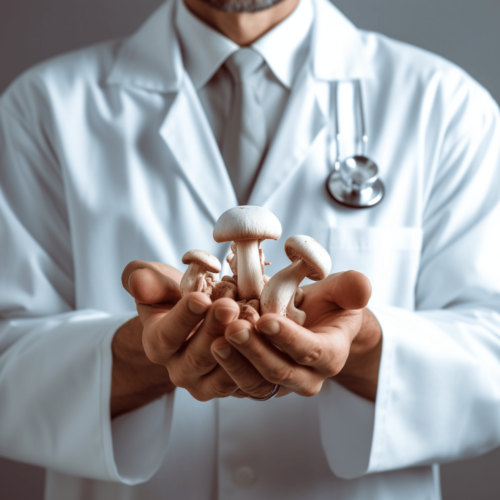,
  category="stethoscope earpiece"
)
[326,81,385,209]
